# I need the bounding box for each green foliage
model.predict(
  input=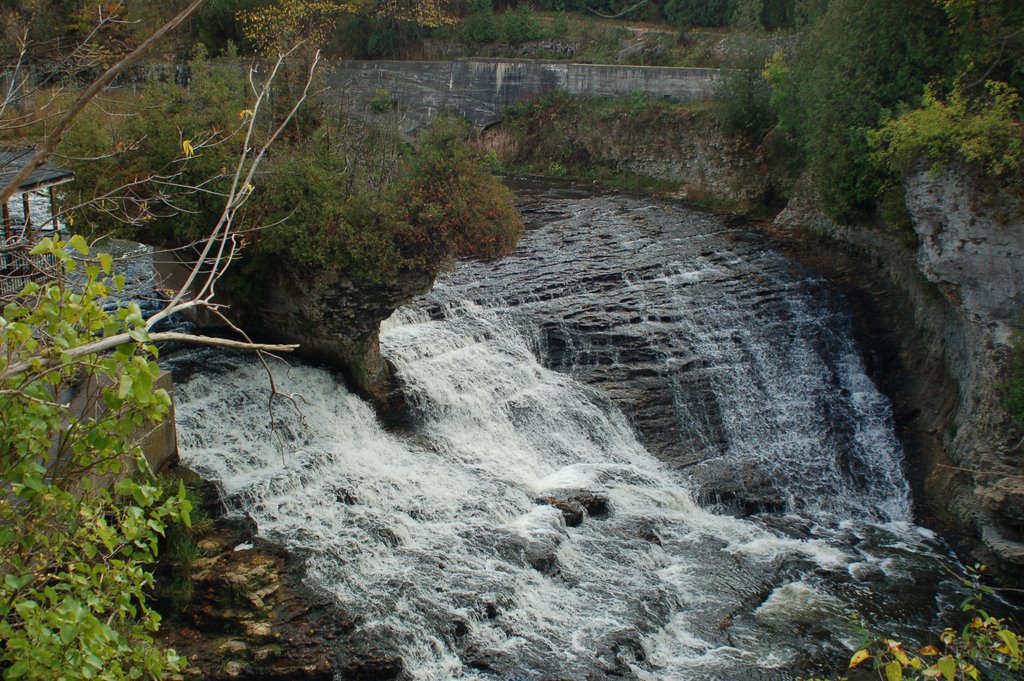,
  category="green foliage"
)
[60,58,522,296]
[834,566,1023,681]
[547,10,569,39]
[0,237,190,679]
[461,0,498,44]
[760,0,1023,226]
[230,116,521,297]
[714,42,775,139]
[1001,321,1024,428]
[500,4,542,44]
[122,0,265,57]
[777,0,952,223]
[661,0,822,30]
[154,473,213,618]
[663,0,730,28]
[244,146,410,286]
[871,82,1024,179]
[397,115,523,267]
[368,87,396,113]
[60,53,251,246]
[937,0,1024,95]
[367,24,403,58]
